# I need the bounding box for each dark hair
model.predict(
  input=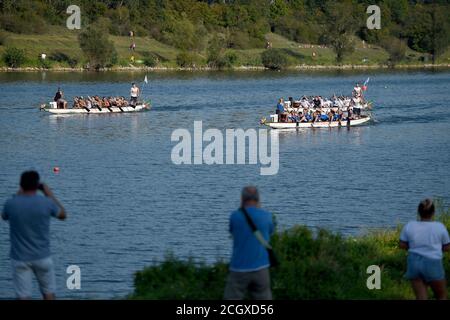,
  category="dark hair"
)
[241,186,260,206]
[418,199,435,218]
[20,171,40,191]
